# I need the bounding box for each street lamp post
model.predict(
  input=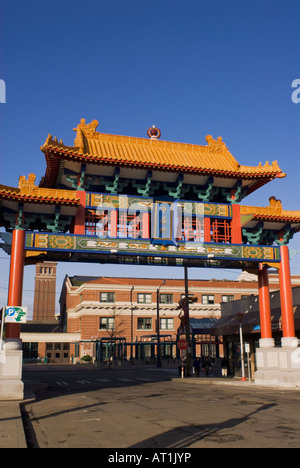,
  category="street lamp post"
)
[156,280,166,368]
